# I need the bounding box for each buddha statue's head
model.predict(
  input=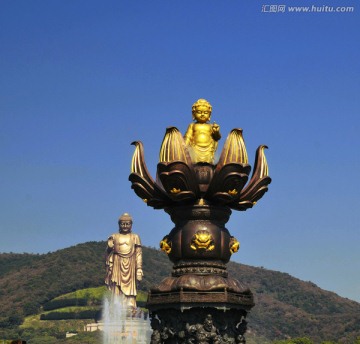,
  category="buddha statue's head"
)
[192,99,212,123]
[118,213,133,233]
